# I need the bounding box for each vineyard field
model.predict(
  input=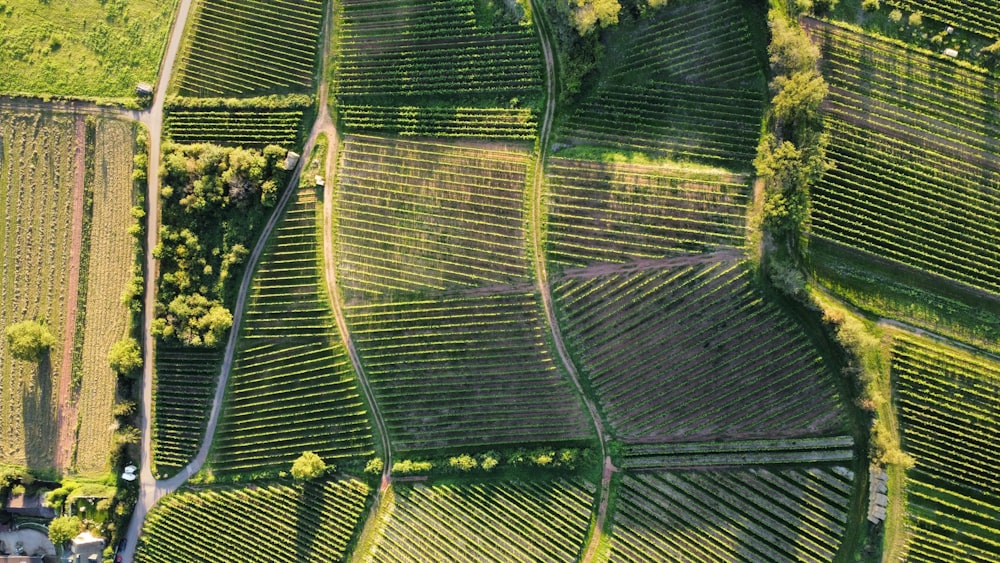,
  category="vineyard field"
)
[173,0,326,96]
[621,436,855,470]
[891,333,1000,561]
[885,0,1000,39]
[152,344,219,476]
[164,103,306,149]
[75,119,137,474]
[359,480,594,562]
[336,135,533,300]
[136,479,370,563]
[544,157,750,268]
[806,20,1000,296]
[334,0,542,137]
[609,468,855,562]
[556,0,766,165]
[0,111,80,468]
[343,291,591,455]
[212,185,374,477]
[552,260,846,442]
